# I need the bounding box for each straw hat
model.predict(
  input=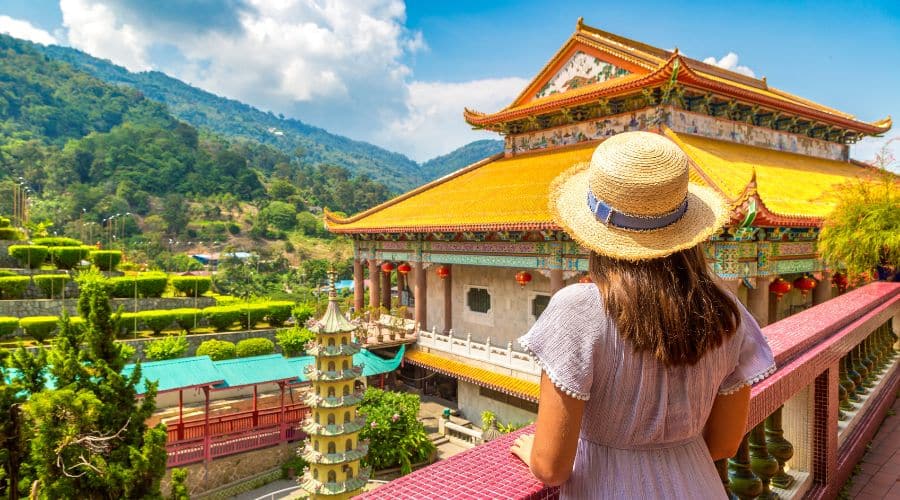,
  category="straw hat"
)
[549,131,729,261]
